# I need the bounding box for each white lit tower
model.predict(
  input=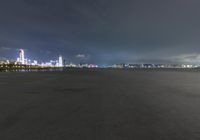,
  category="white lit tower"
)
[19,49,25,64]
[58,55,63,67]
